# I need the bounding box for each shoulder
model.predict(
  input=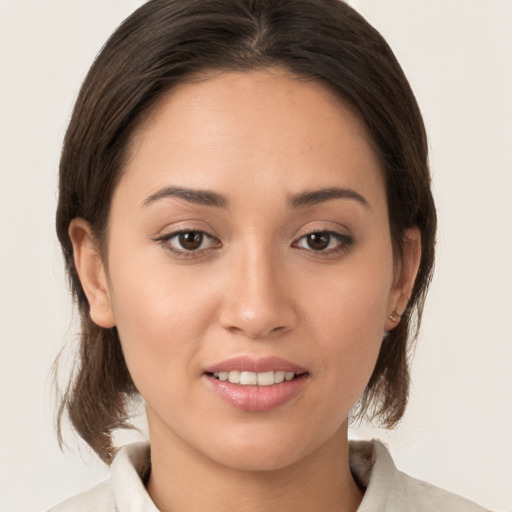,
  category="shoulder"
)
[47,480,114,512]
[389,466,491,512]
[47,442,156,512]
[350,439,491,512]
